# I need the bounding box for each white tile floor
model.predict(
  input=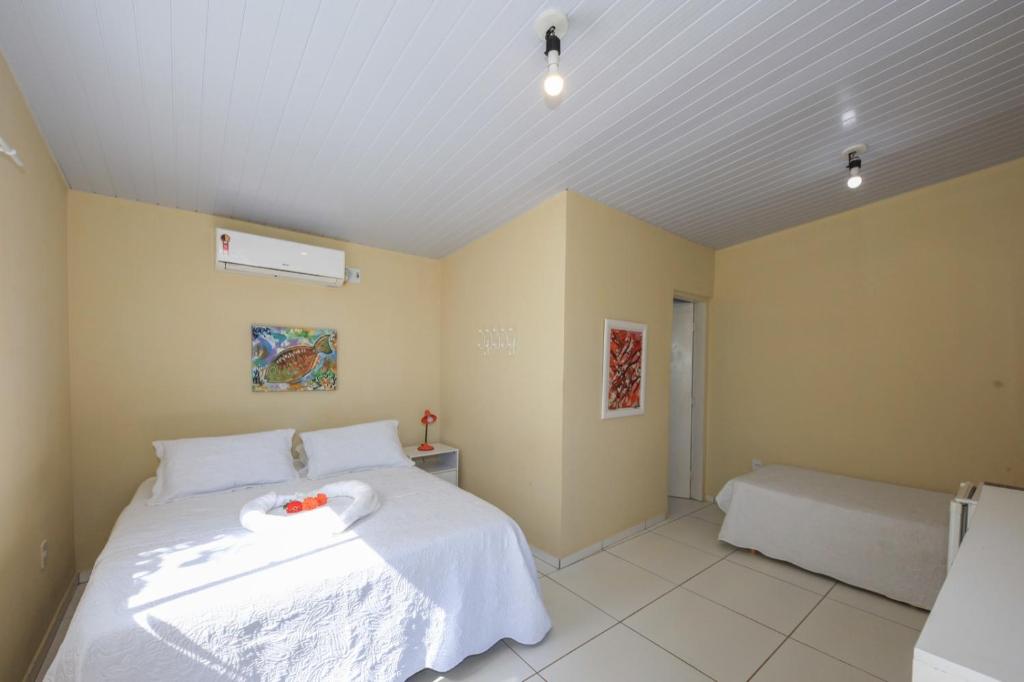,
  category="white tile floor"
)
[414,498,928,682]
